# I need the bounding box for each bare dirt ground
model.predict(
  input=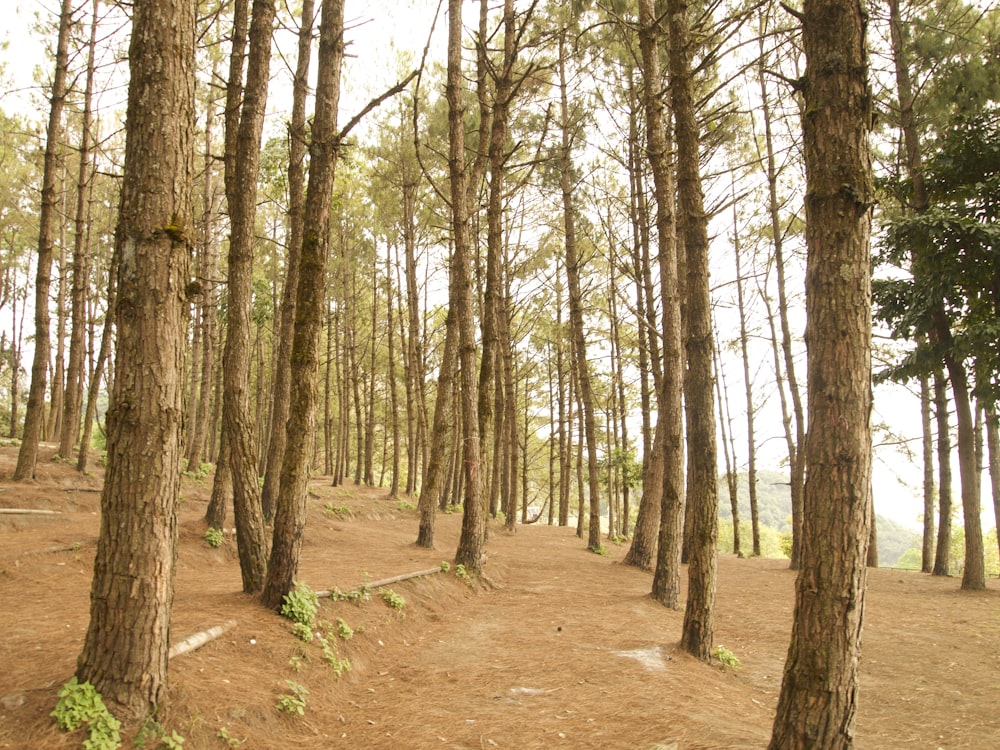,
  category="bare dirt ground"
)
[1,445,999,749]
